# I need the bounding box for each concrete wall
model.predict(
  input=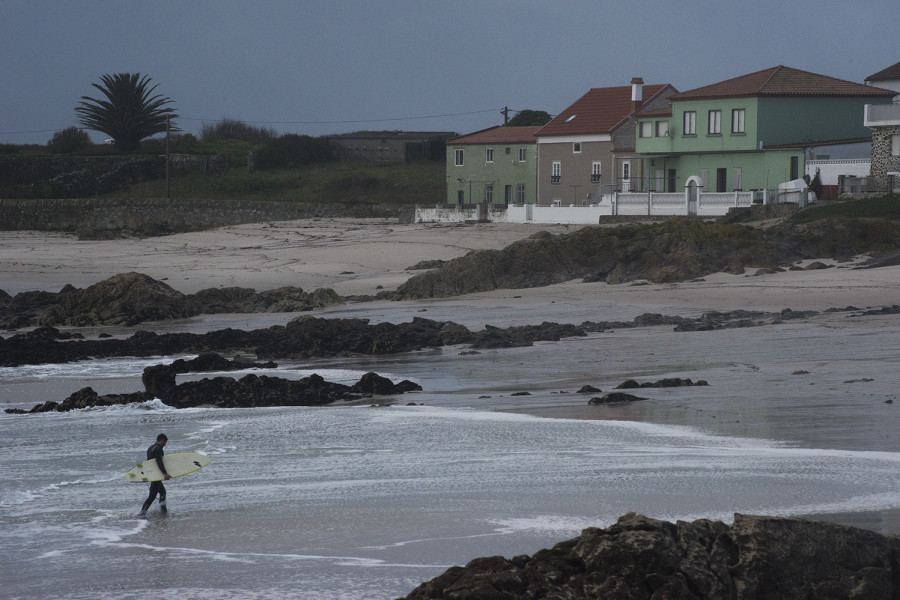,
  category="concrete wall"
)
[0,198,412,234]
